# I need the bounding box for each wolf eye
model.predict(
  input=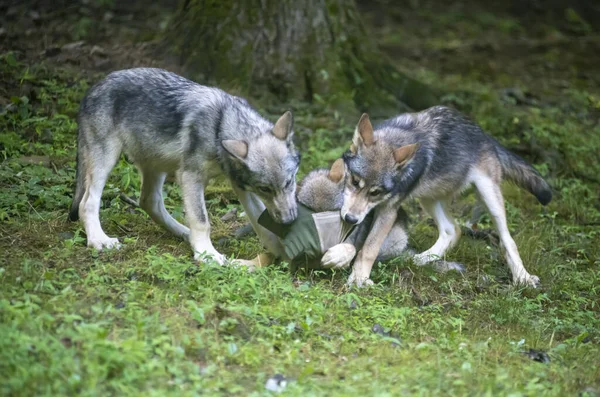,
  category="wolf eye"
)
[257,186,272,194]
[351,176,360,187]
[369,188,382,197]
